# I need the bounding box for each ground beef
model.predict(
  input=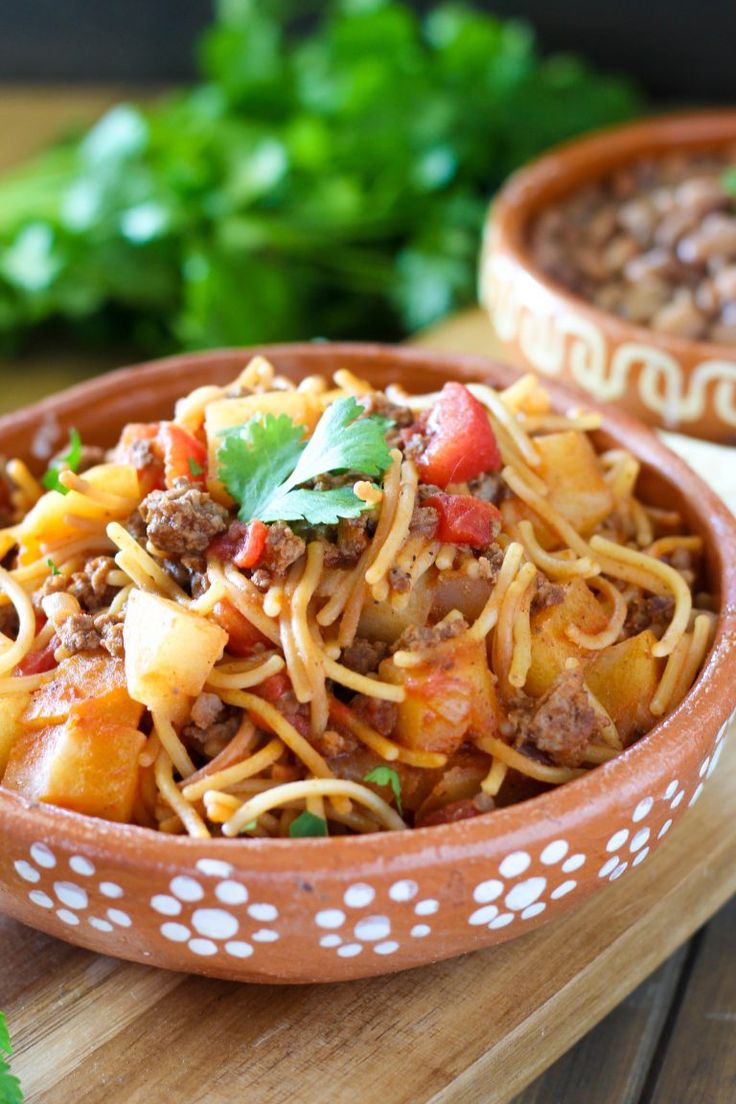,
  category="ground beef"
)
[162,557,208,598]
[392,615,468,654]
[352,694,399,737]
[191,692,226,730]
[323,515,372,569]
[388,566,412,594]
[183,710,240,752]
[341,637,389,675]
[49,443,105,475]
[35,556,118,614]
[531,576,565,614]
[409,503,439,539]
[258,522,306,577]
[624,593,675,637]
[129,438,156,471]
[93,611,125,657]
[467,472,508,505]
[357,392,414,447]
[522,671,598,768]
[56,613,102,655]
[124,508,147,542]
[139,480,229,558]
[476,545,504,582]
[313,728,354,757]
[69,557,117,612]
